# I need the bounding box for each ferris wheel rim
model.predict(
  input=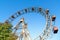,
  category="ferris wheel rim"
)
[4,7,56,40]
